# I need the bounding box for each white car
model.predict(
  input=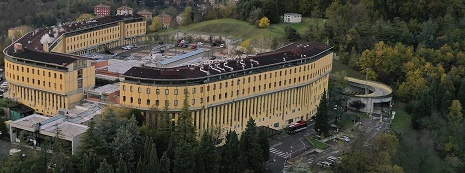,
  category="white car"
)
[0,68,3,72]
[339,136,350,142]
[220,44,225,48]
[9,148,21,156]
